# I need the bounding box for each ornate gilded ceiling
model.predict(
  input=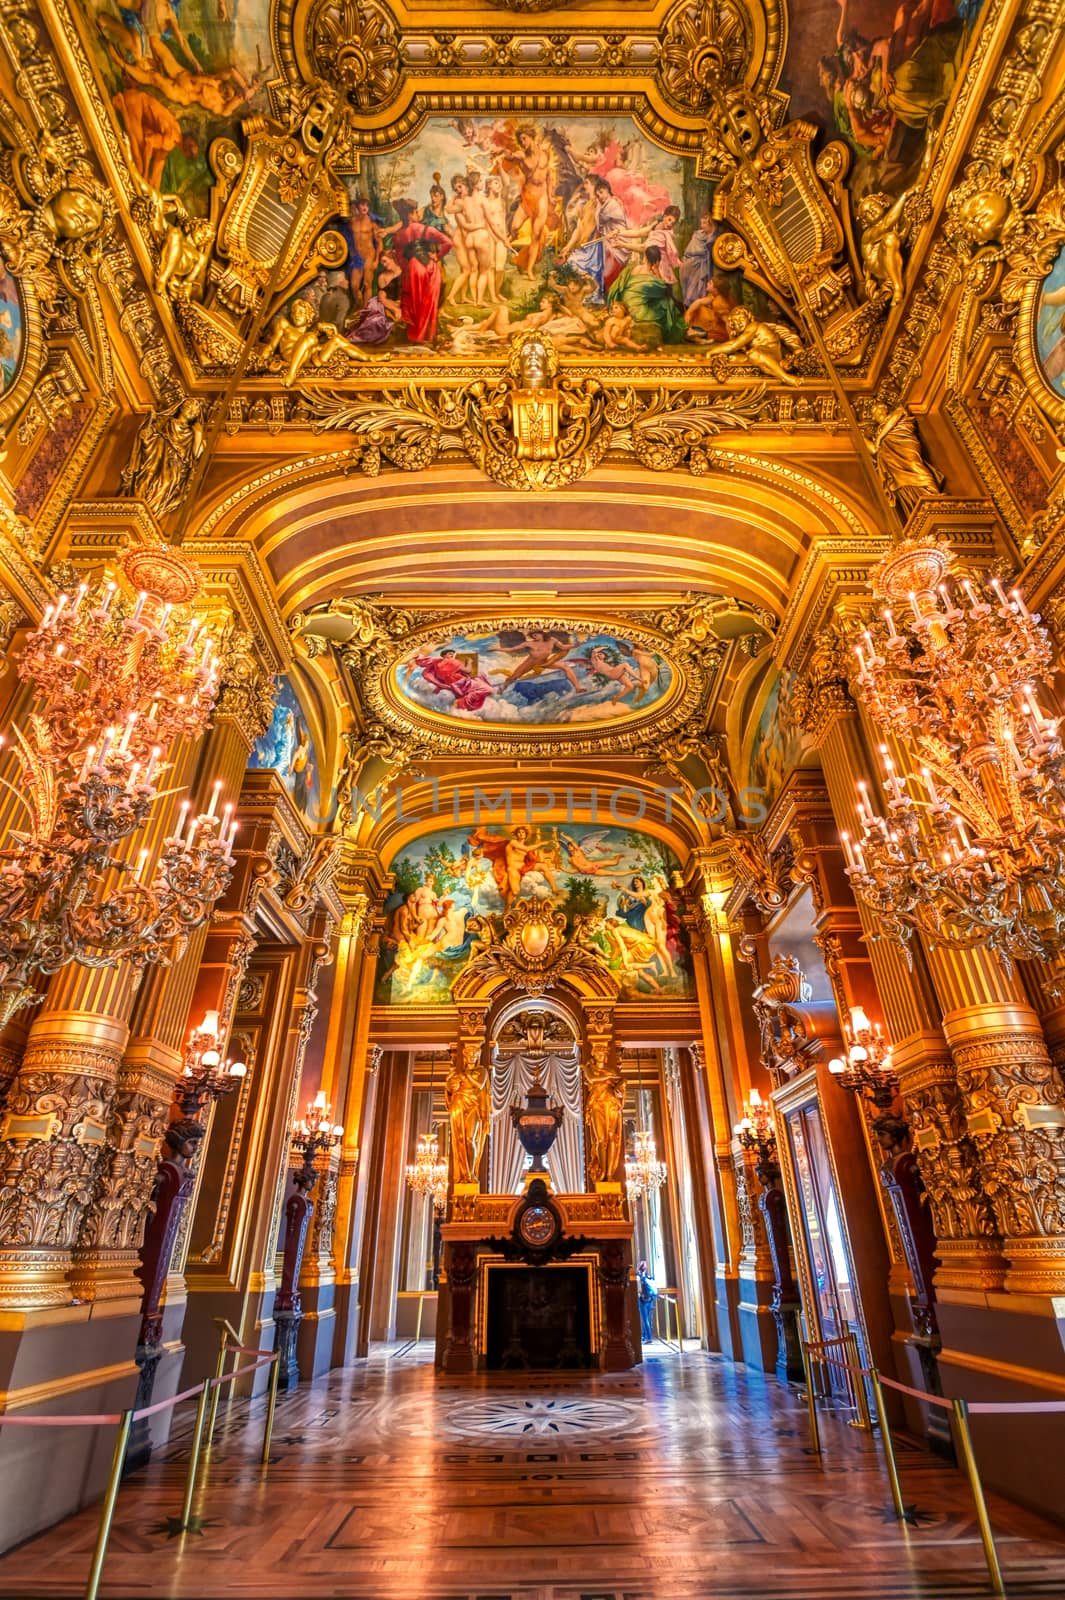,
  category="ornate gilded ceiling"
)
[53,0,988,402]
